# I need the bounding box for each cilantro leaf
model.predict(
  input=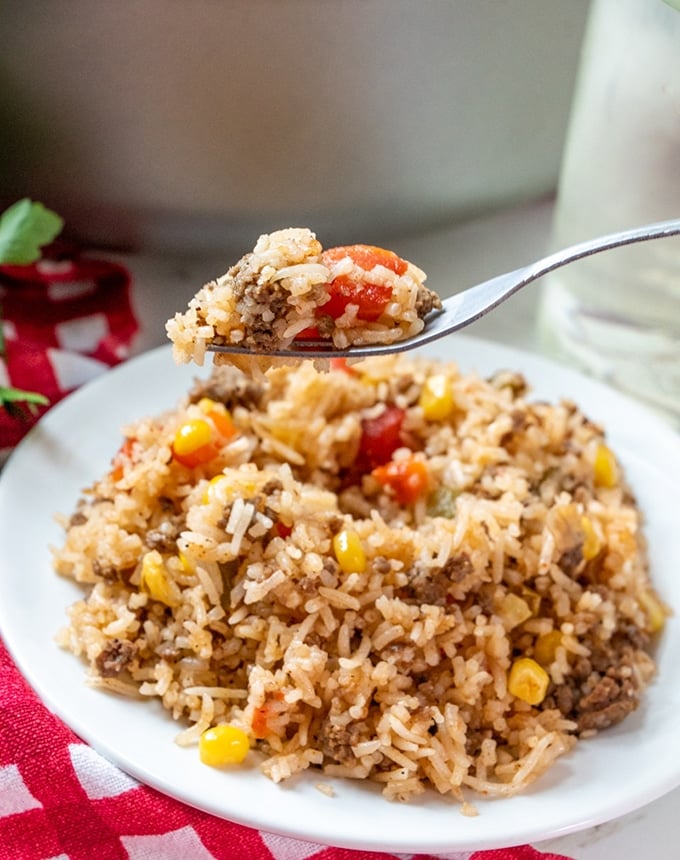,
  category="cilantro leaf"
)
[0,198,64,423]
[0,386,49,420]
[0,198,64,265]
